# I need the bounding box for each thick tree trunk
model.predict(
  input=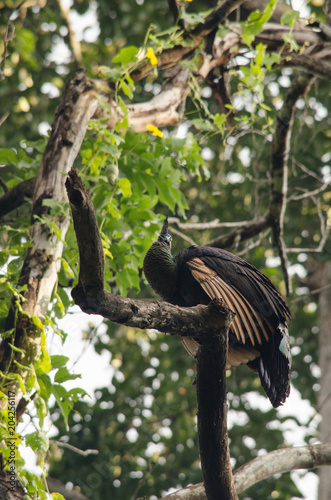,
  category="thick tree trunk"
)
[318,261,331,499]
